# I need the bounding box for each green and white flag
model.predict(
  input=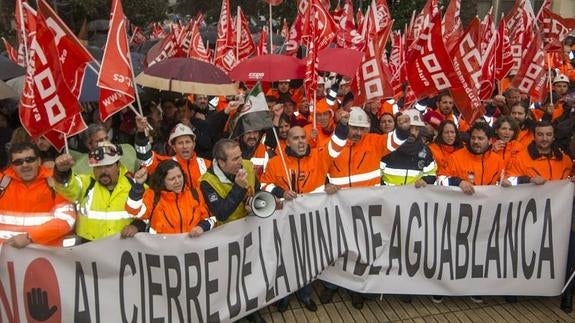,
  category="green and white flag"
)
[231,83,273,138]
